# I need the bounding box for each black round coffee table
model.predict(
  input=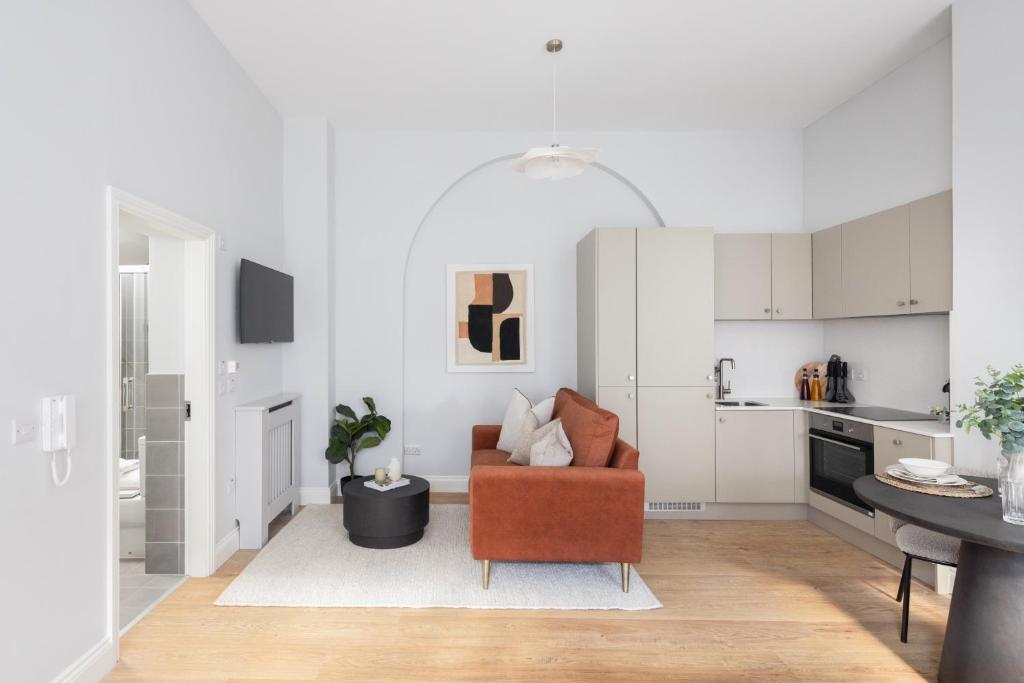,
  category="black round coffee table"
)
[342,475,430,549]
[854,475,1024,682]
